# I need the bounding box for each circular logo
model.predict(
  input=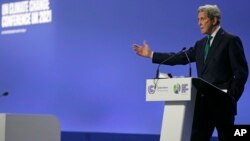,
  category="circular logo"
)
[173,84,181,94]
[148,85,156,94]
